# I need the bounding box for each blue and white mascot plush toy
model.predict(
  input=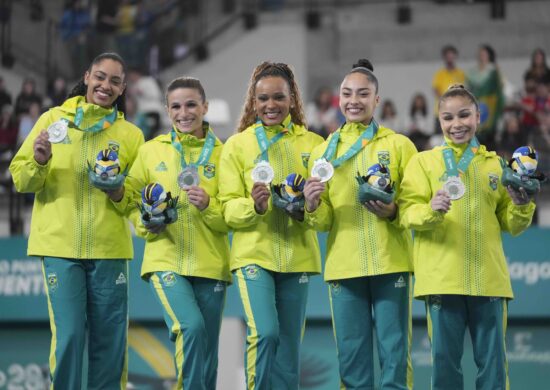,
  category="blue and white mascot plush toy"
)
[355,163,395,205]
[272,173,306,221]
[88,149,128,191]
[138,183,179,228]
[501,146,546,195]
